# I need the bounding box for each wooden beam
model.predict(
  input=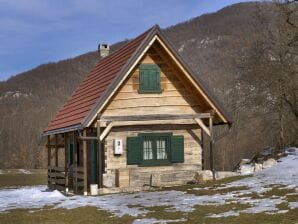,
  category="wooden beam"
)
[47,136,51,166]
[201,129,204,170]
[46,144,65,148]
[100,113,211,123]
[83,129,88,196]
[195,118,210,136]
[209,116,215,180]
[100,122,114,141]
[73,131,78,193]
[55,134,58,167]
[64,133,68,193]
[99,119,197,140]
[97,120,102,188]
